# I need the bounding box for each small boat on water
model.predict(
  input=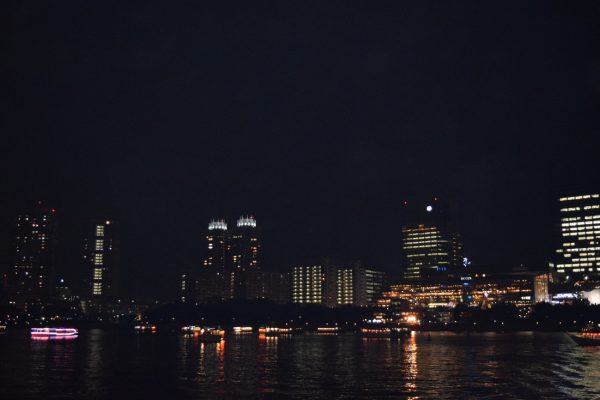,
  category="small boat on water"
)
[182,325,202,334]
[232,326,253,334]
[568,323,600,346]
[316,326,340,334]
[199,328,224,342]
[361,326,410,339]
[258,326,295,337]
[31,327,78,340]
[134,324,157,333]
[182,326,224,342]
